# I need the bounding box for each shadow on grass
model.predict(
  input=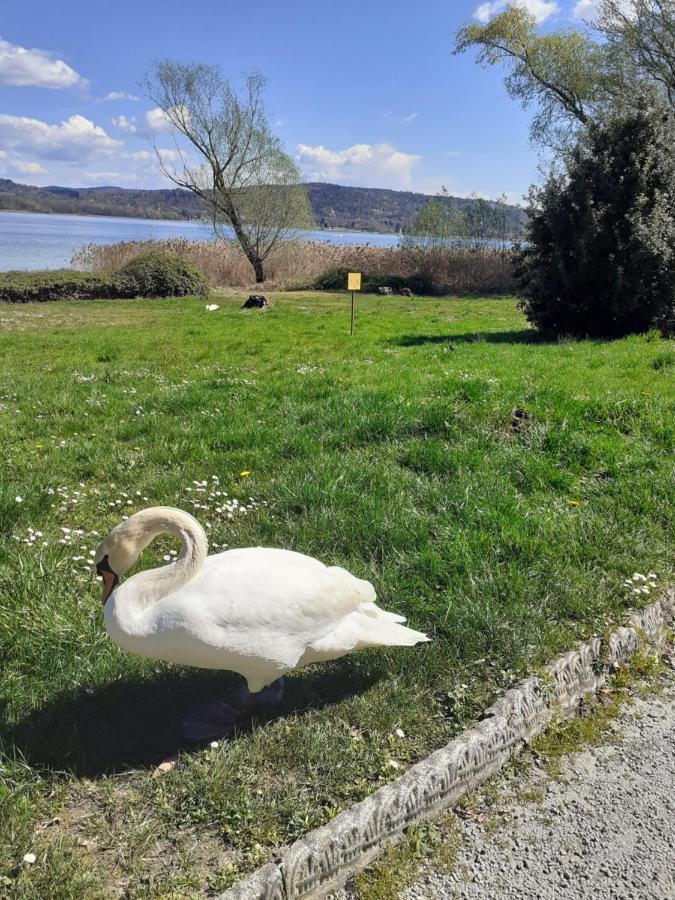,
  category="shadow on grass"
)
[2,662,379,778]
[394,329,548,347]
